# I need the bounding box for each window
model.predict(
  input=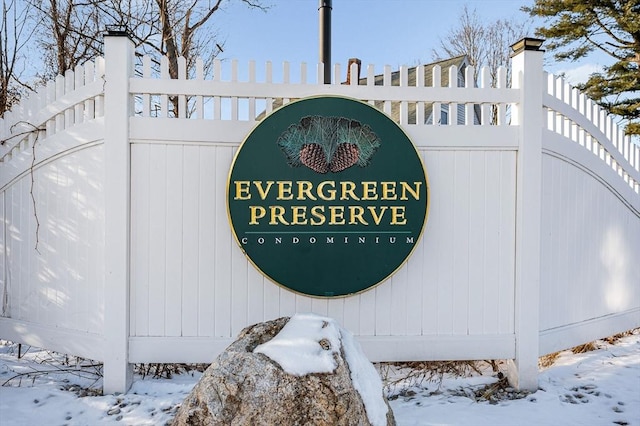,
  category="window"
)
[440,106,449,125]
